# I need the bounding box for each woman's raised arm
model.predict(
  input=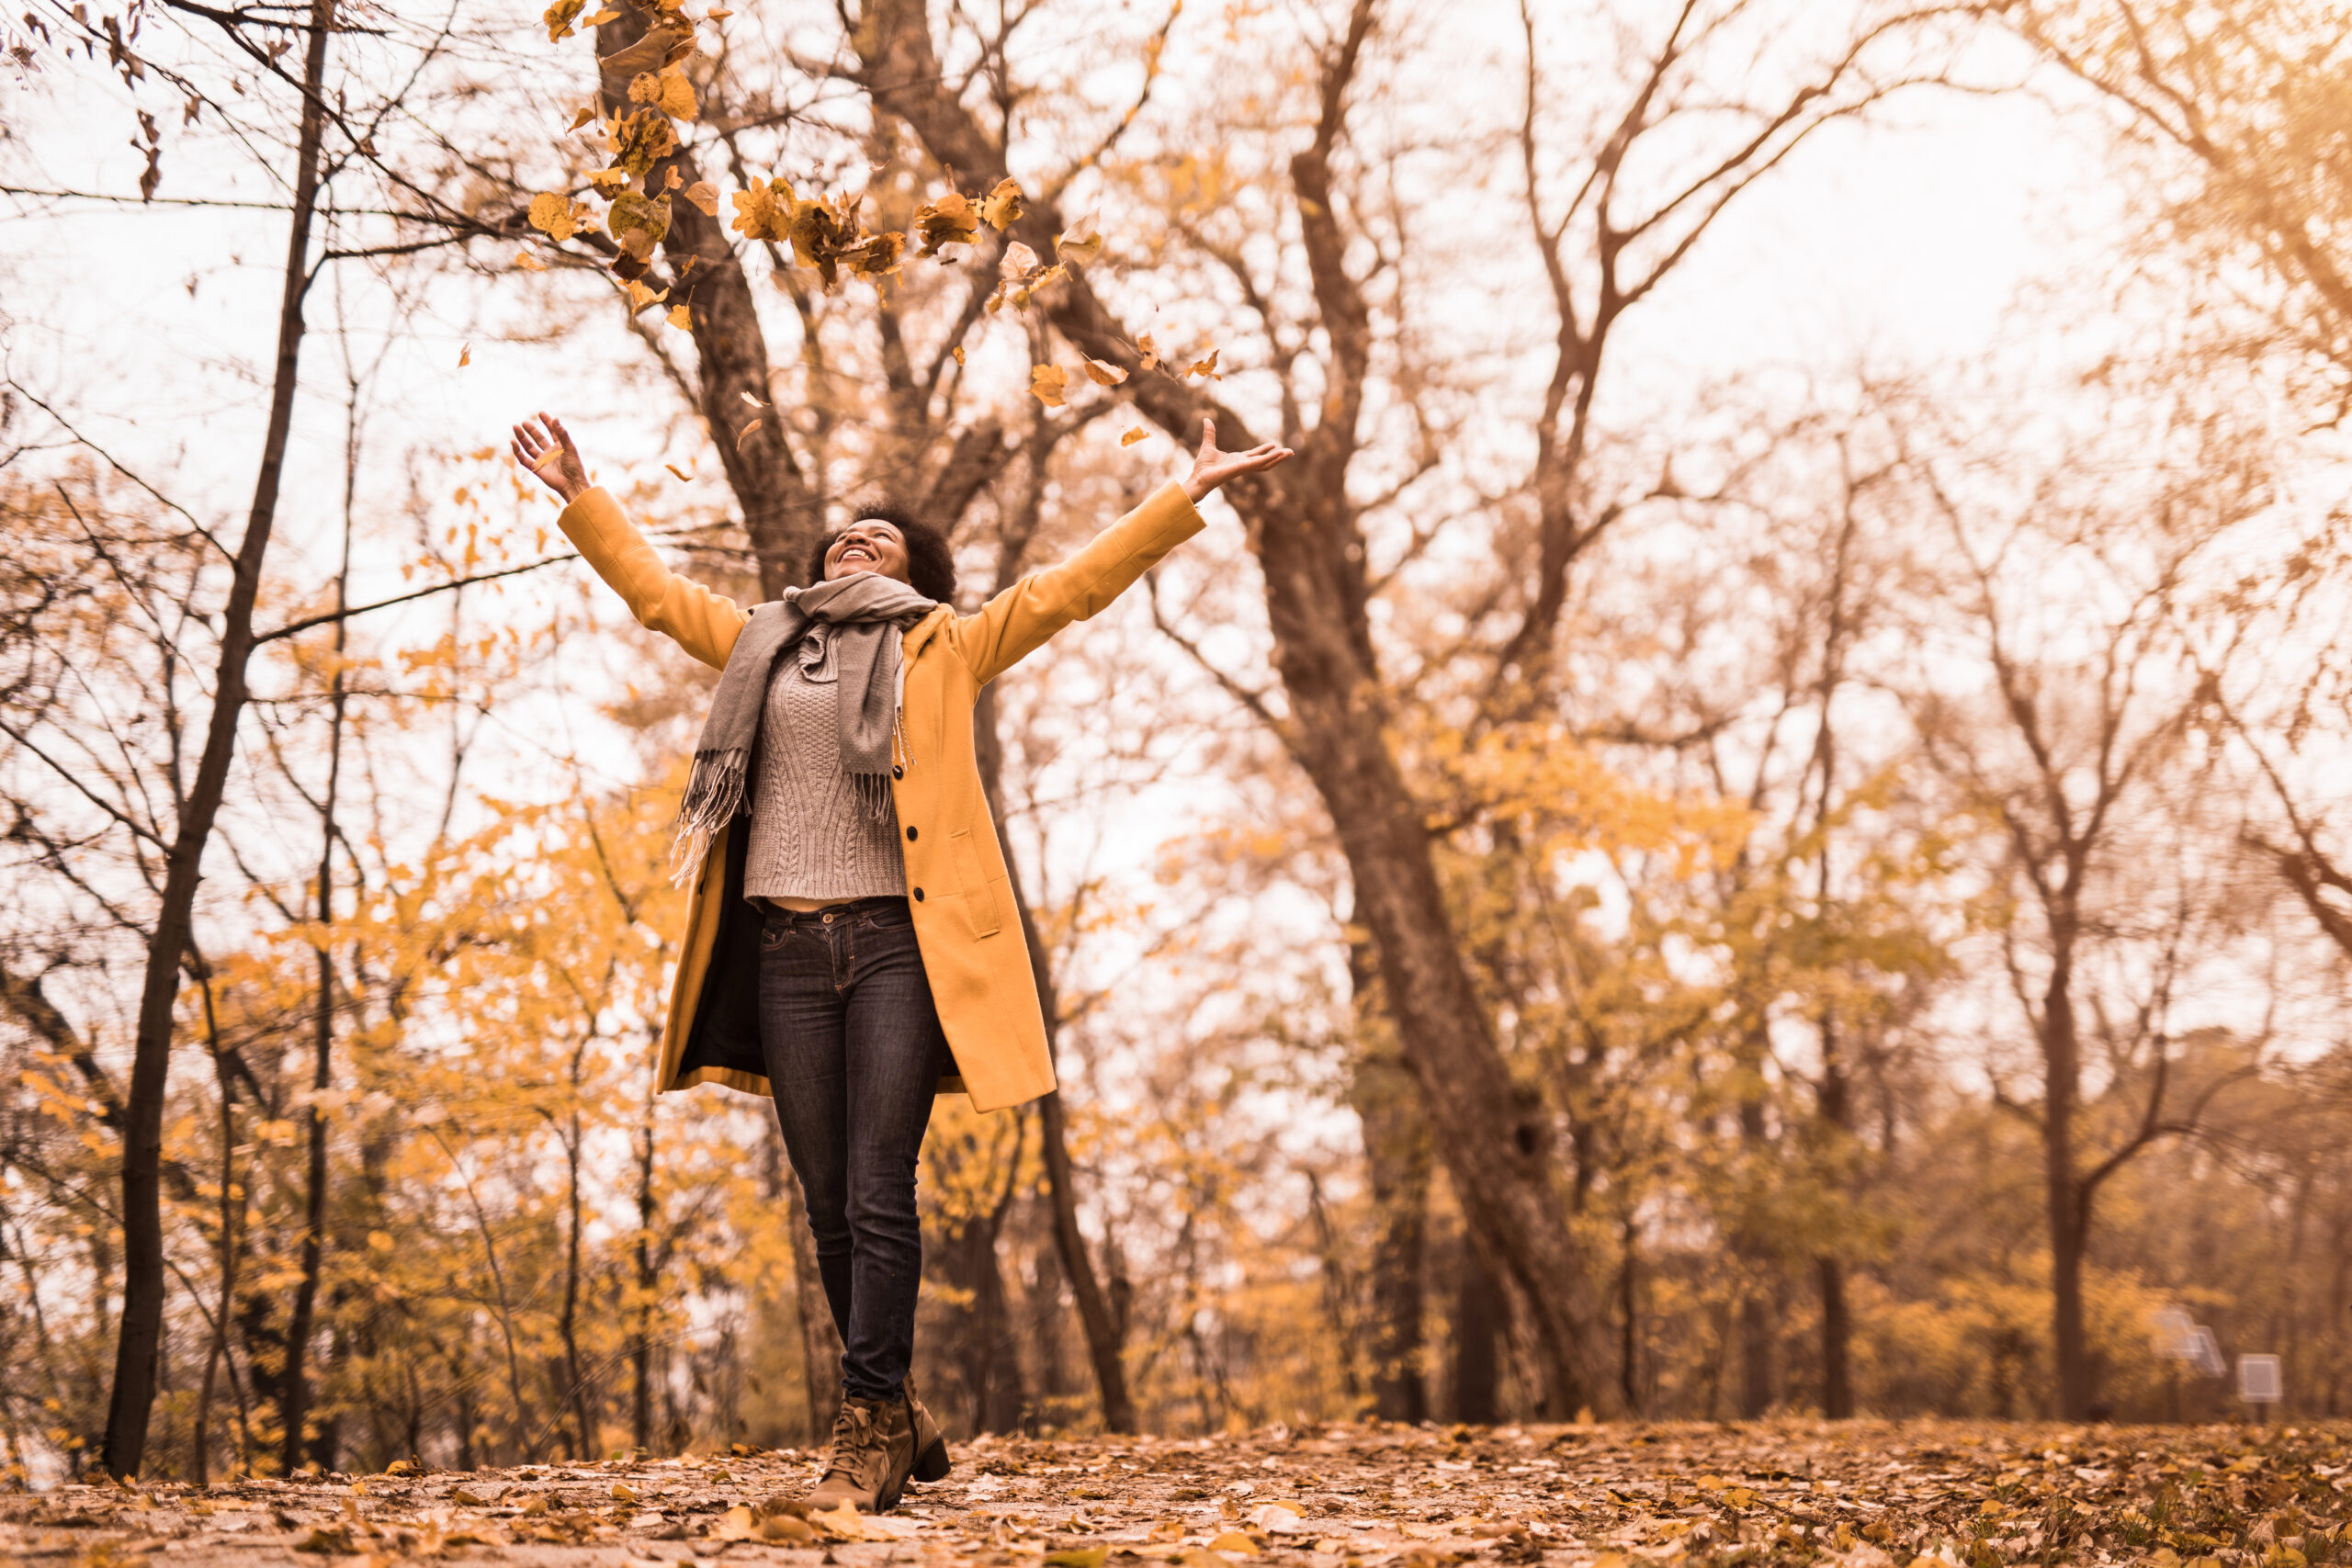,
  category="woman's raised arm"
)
[512,412,750,671]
